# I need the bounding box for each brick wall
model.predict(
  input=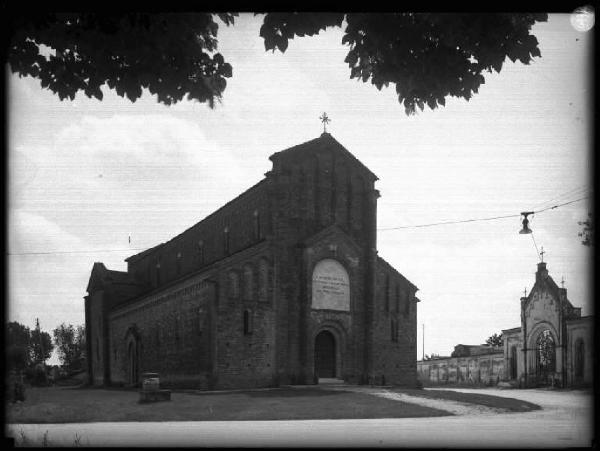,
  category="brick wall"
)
[372,258,418,386]
[108,242,277,389]
[89,290,105,385]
